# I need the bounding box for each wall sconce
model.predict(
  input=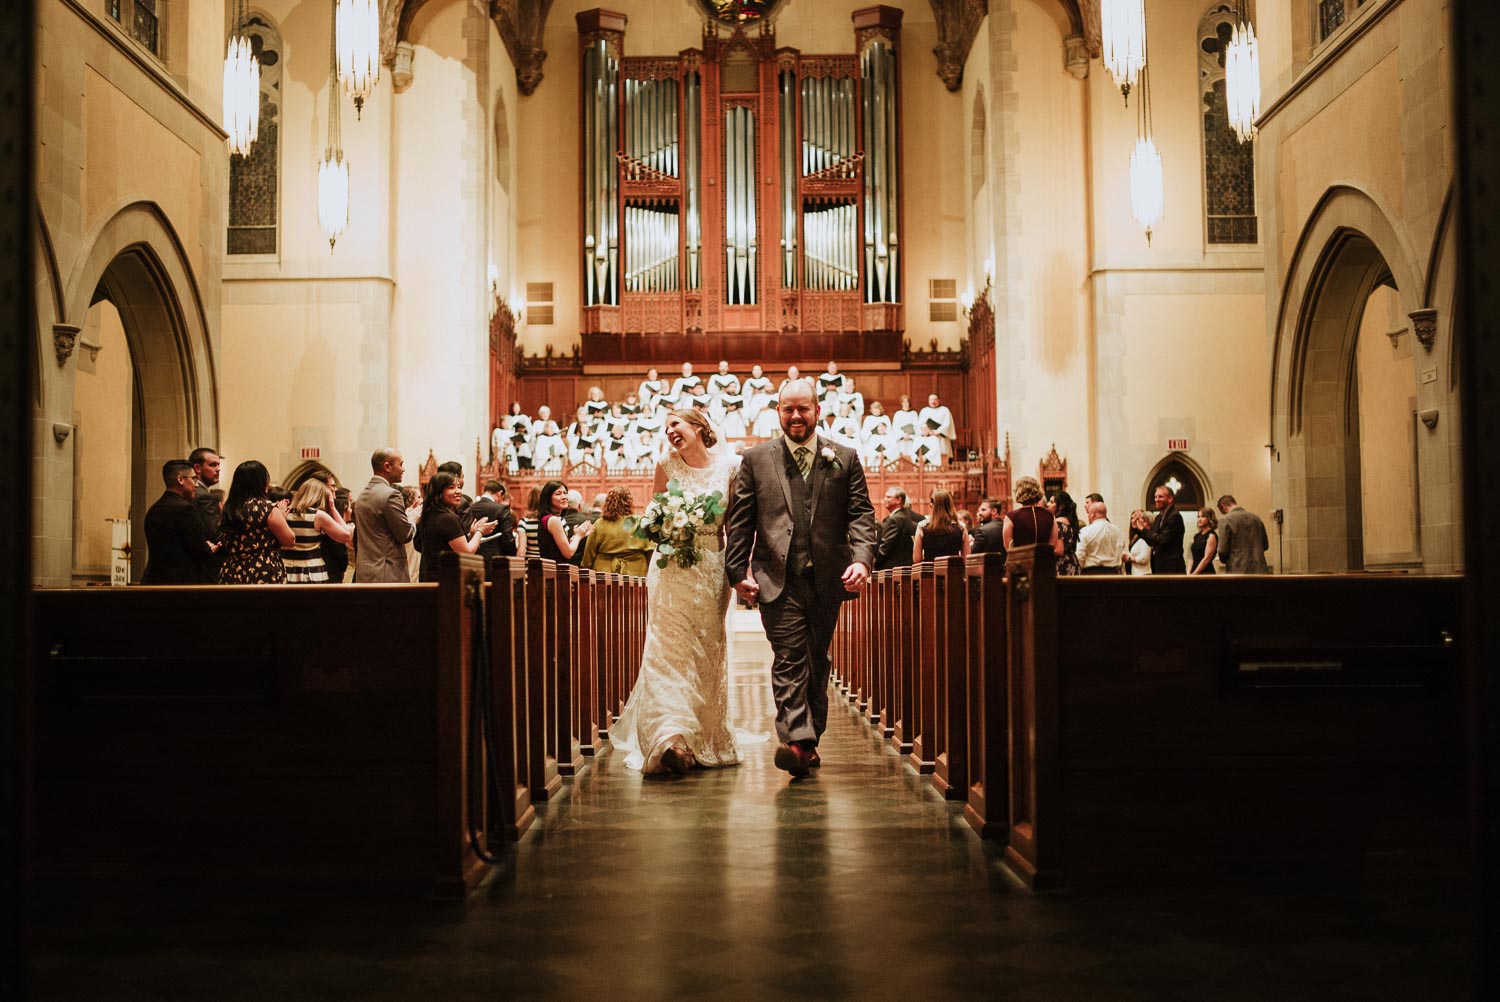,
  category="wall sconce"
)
[1418,408,1439,430]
